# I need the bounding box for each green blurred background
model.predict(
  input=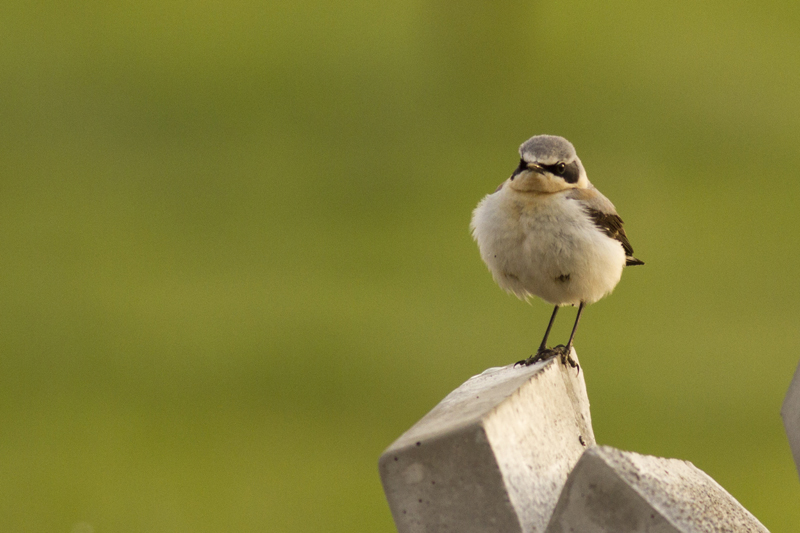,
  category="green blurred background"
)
[2,0,799,531]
